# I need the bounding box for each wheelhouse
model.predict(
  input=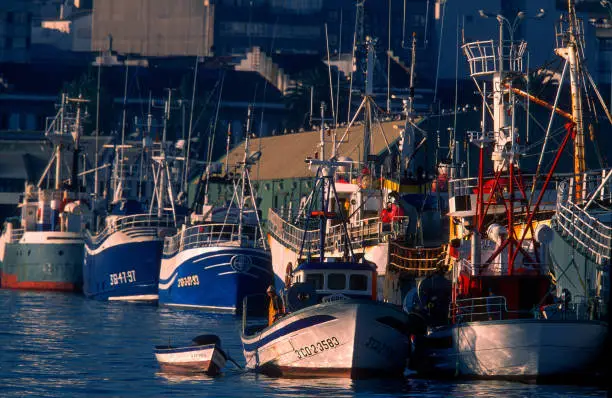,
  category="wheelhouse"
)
[291,260,377,300]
